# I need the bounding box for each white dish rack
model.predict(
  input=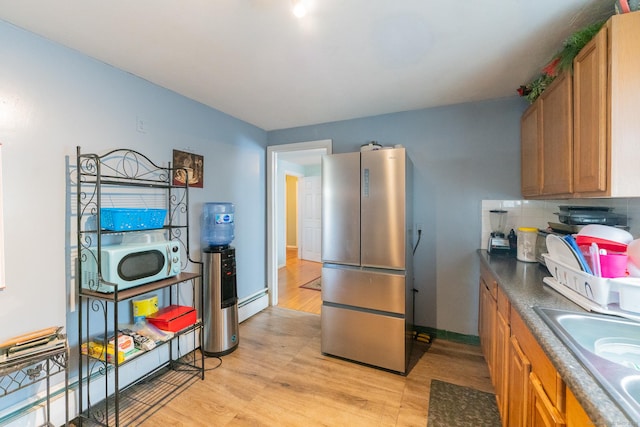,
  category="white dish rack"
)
[542,254,640,322]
